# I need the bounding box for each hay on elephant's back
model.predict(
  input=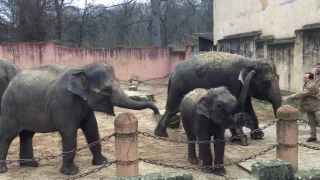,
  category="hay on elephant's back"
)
[184,88,207,104]
[194,51,257,70]
[184,87,234,104]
